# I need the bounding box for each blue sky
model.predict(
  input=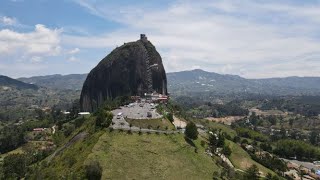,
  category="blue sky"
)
[1,0,320,78]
